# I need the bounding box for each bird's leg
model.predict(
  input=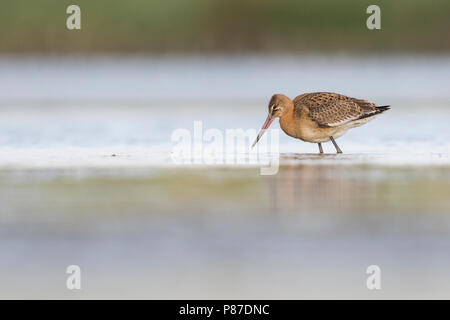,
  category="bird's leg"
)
[318,142,323,154]
[329,136,343,154]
